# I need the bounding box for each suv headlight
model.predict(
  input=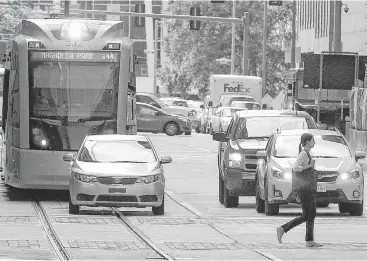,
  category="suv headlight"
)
[340,168,361,180]
[73,172,98,183]
[136,174,163,184]
[228,153,242,168]
[272,167,292,180]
